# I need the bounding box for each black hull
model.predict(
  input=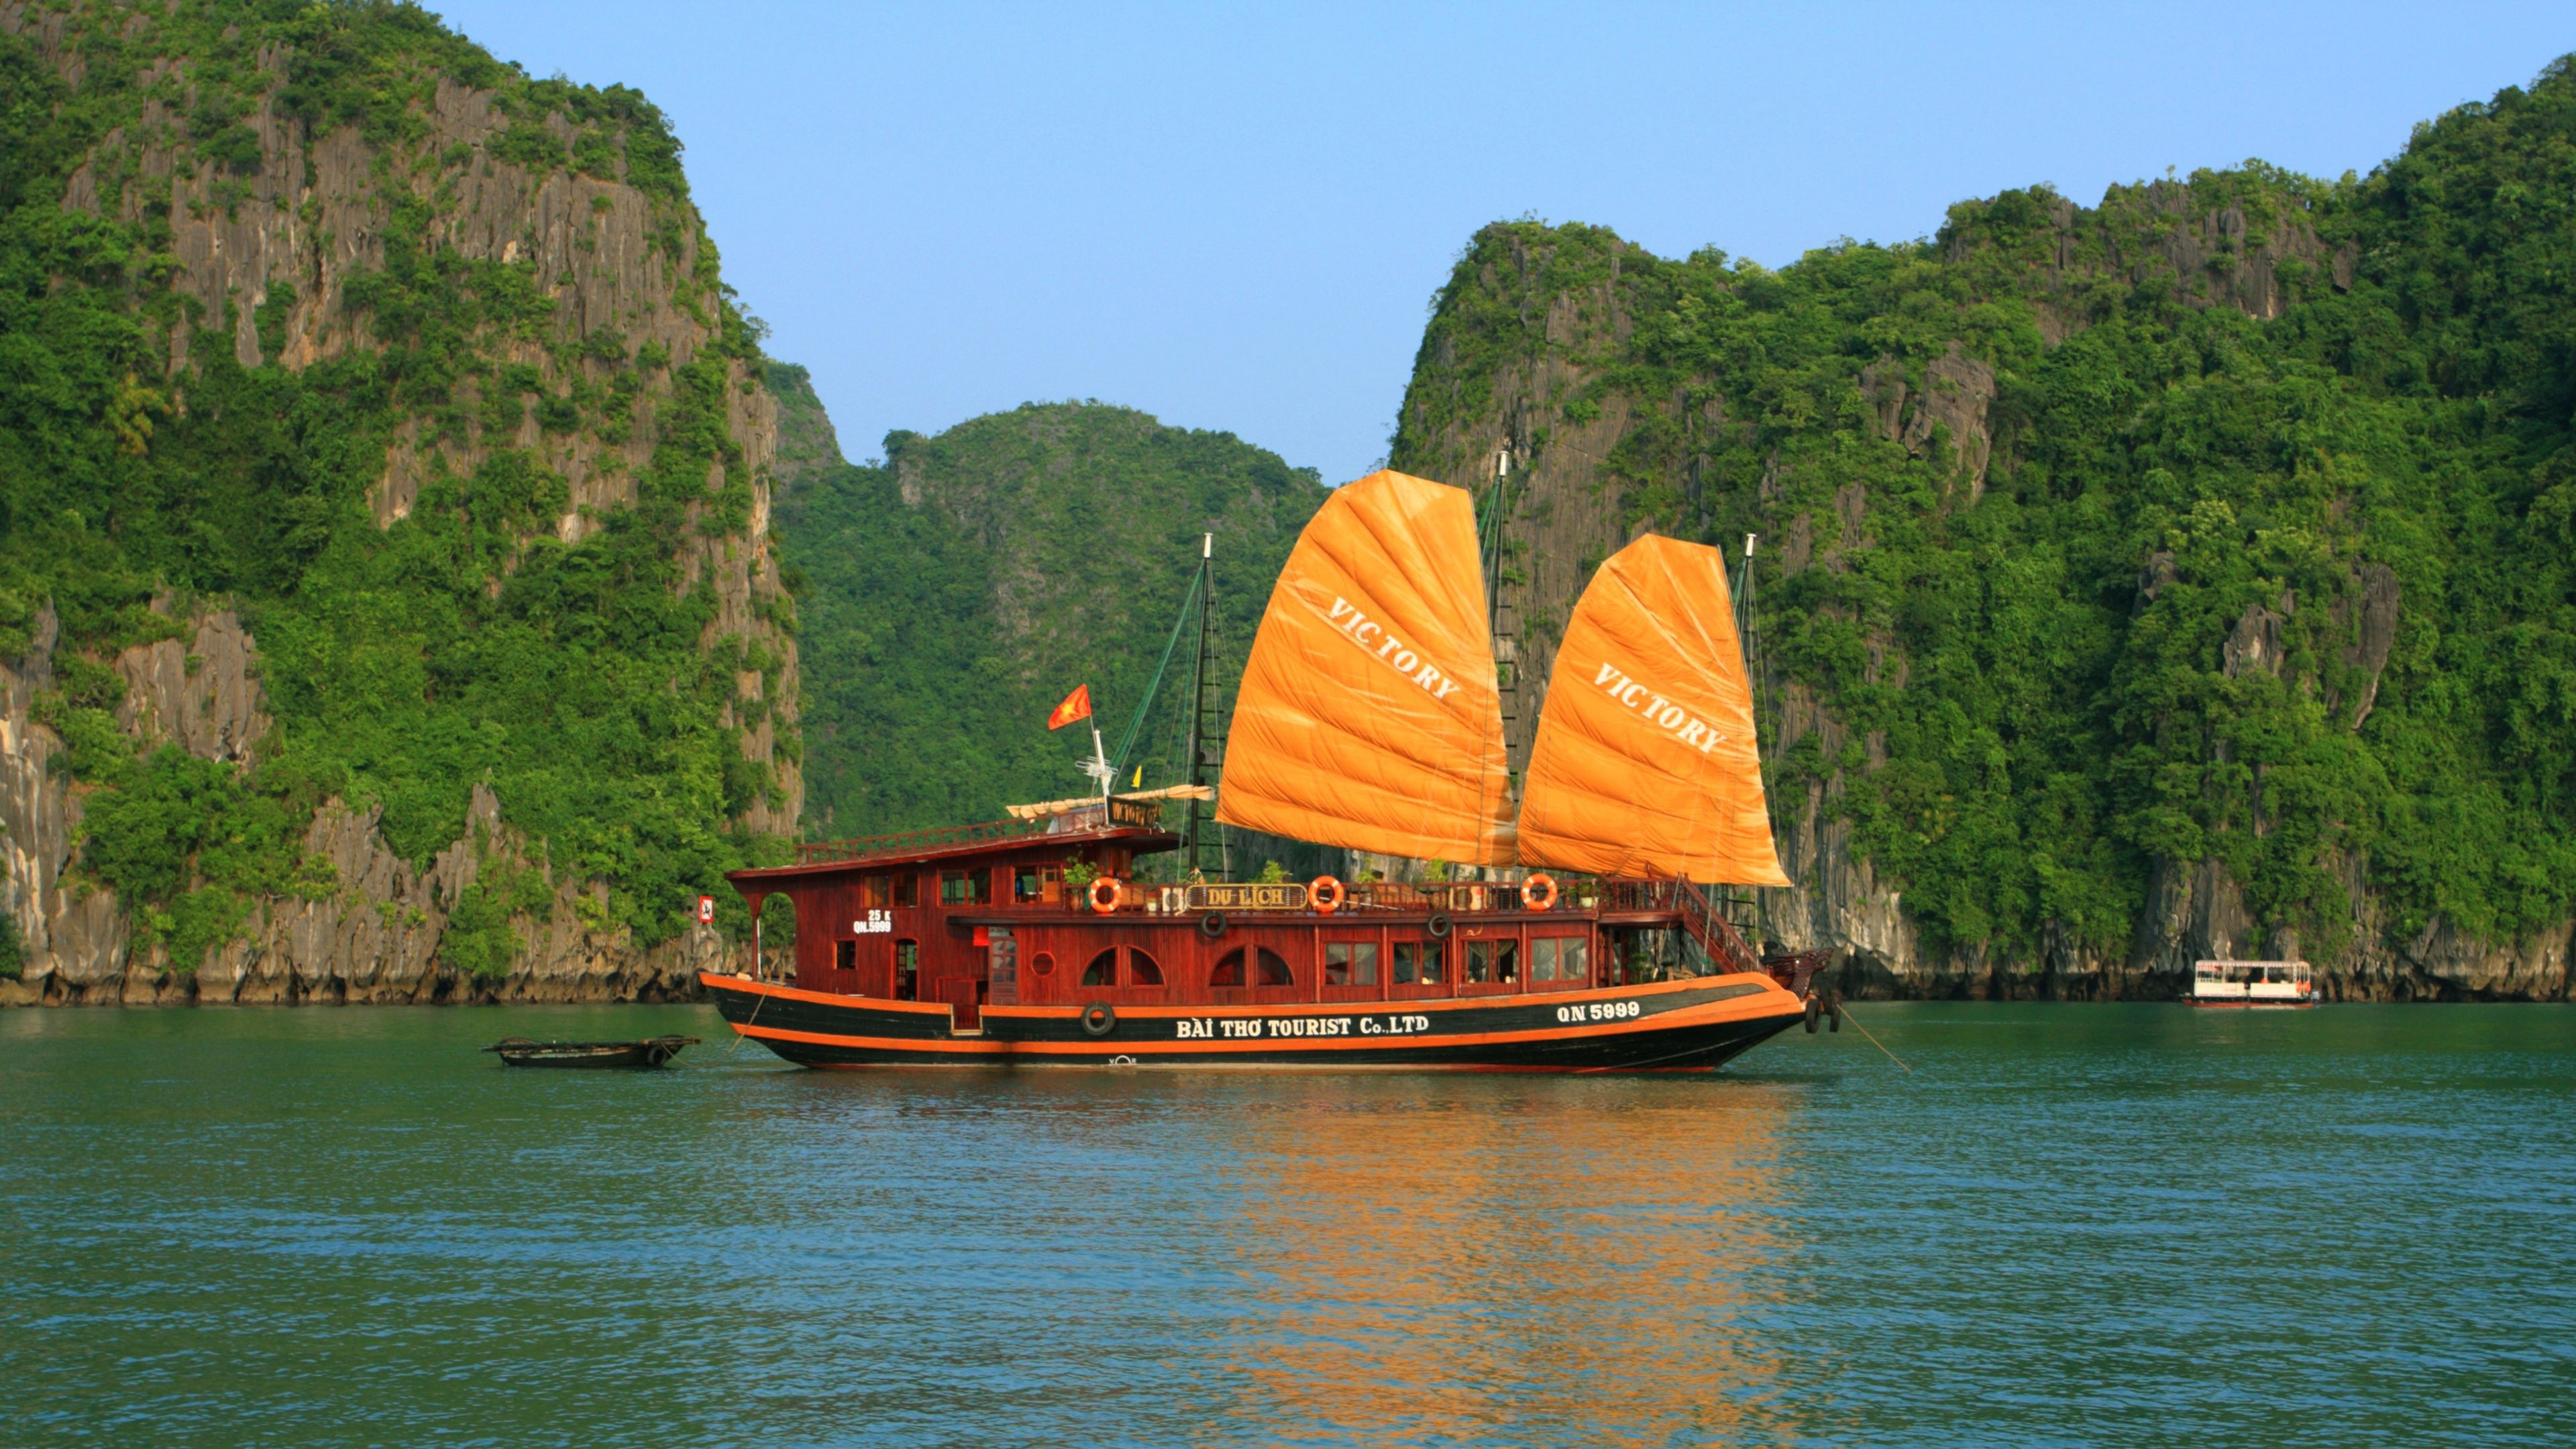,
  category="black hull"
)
[485,1036,699,1069]
[701,974,1804,1073]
